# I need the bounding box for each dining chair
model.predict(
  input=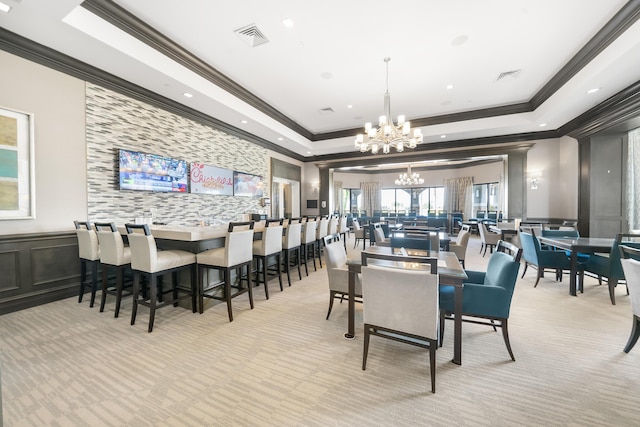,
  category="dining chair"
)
[338,214,349,244]
[440,240,522,361]
[125,223,197,332]
[478,222,501,256]
[619,245,640,352]
[373,223,390,247]
[390,236,431,251]
[520,231,573,287]
[448,228,470,268]
[196,221,255,321]
[282,218,303,287]
[361,262,439,393]
[315,215,330,268]
[586,233,640,305]
[74,220,100,307]
[300,218,318,275]
[253,219,283,300]
[323,237,361,320]
[94,221,131,317]
[352,218,367,249]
